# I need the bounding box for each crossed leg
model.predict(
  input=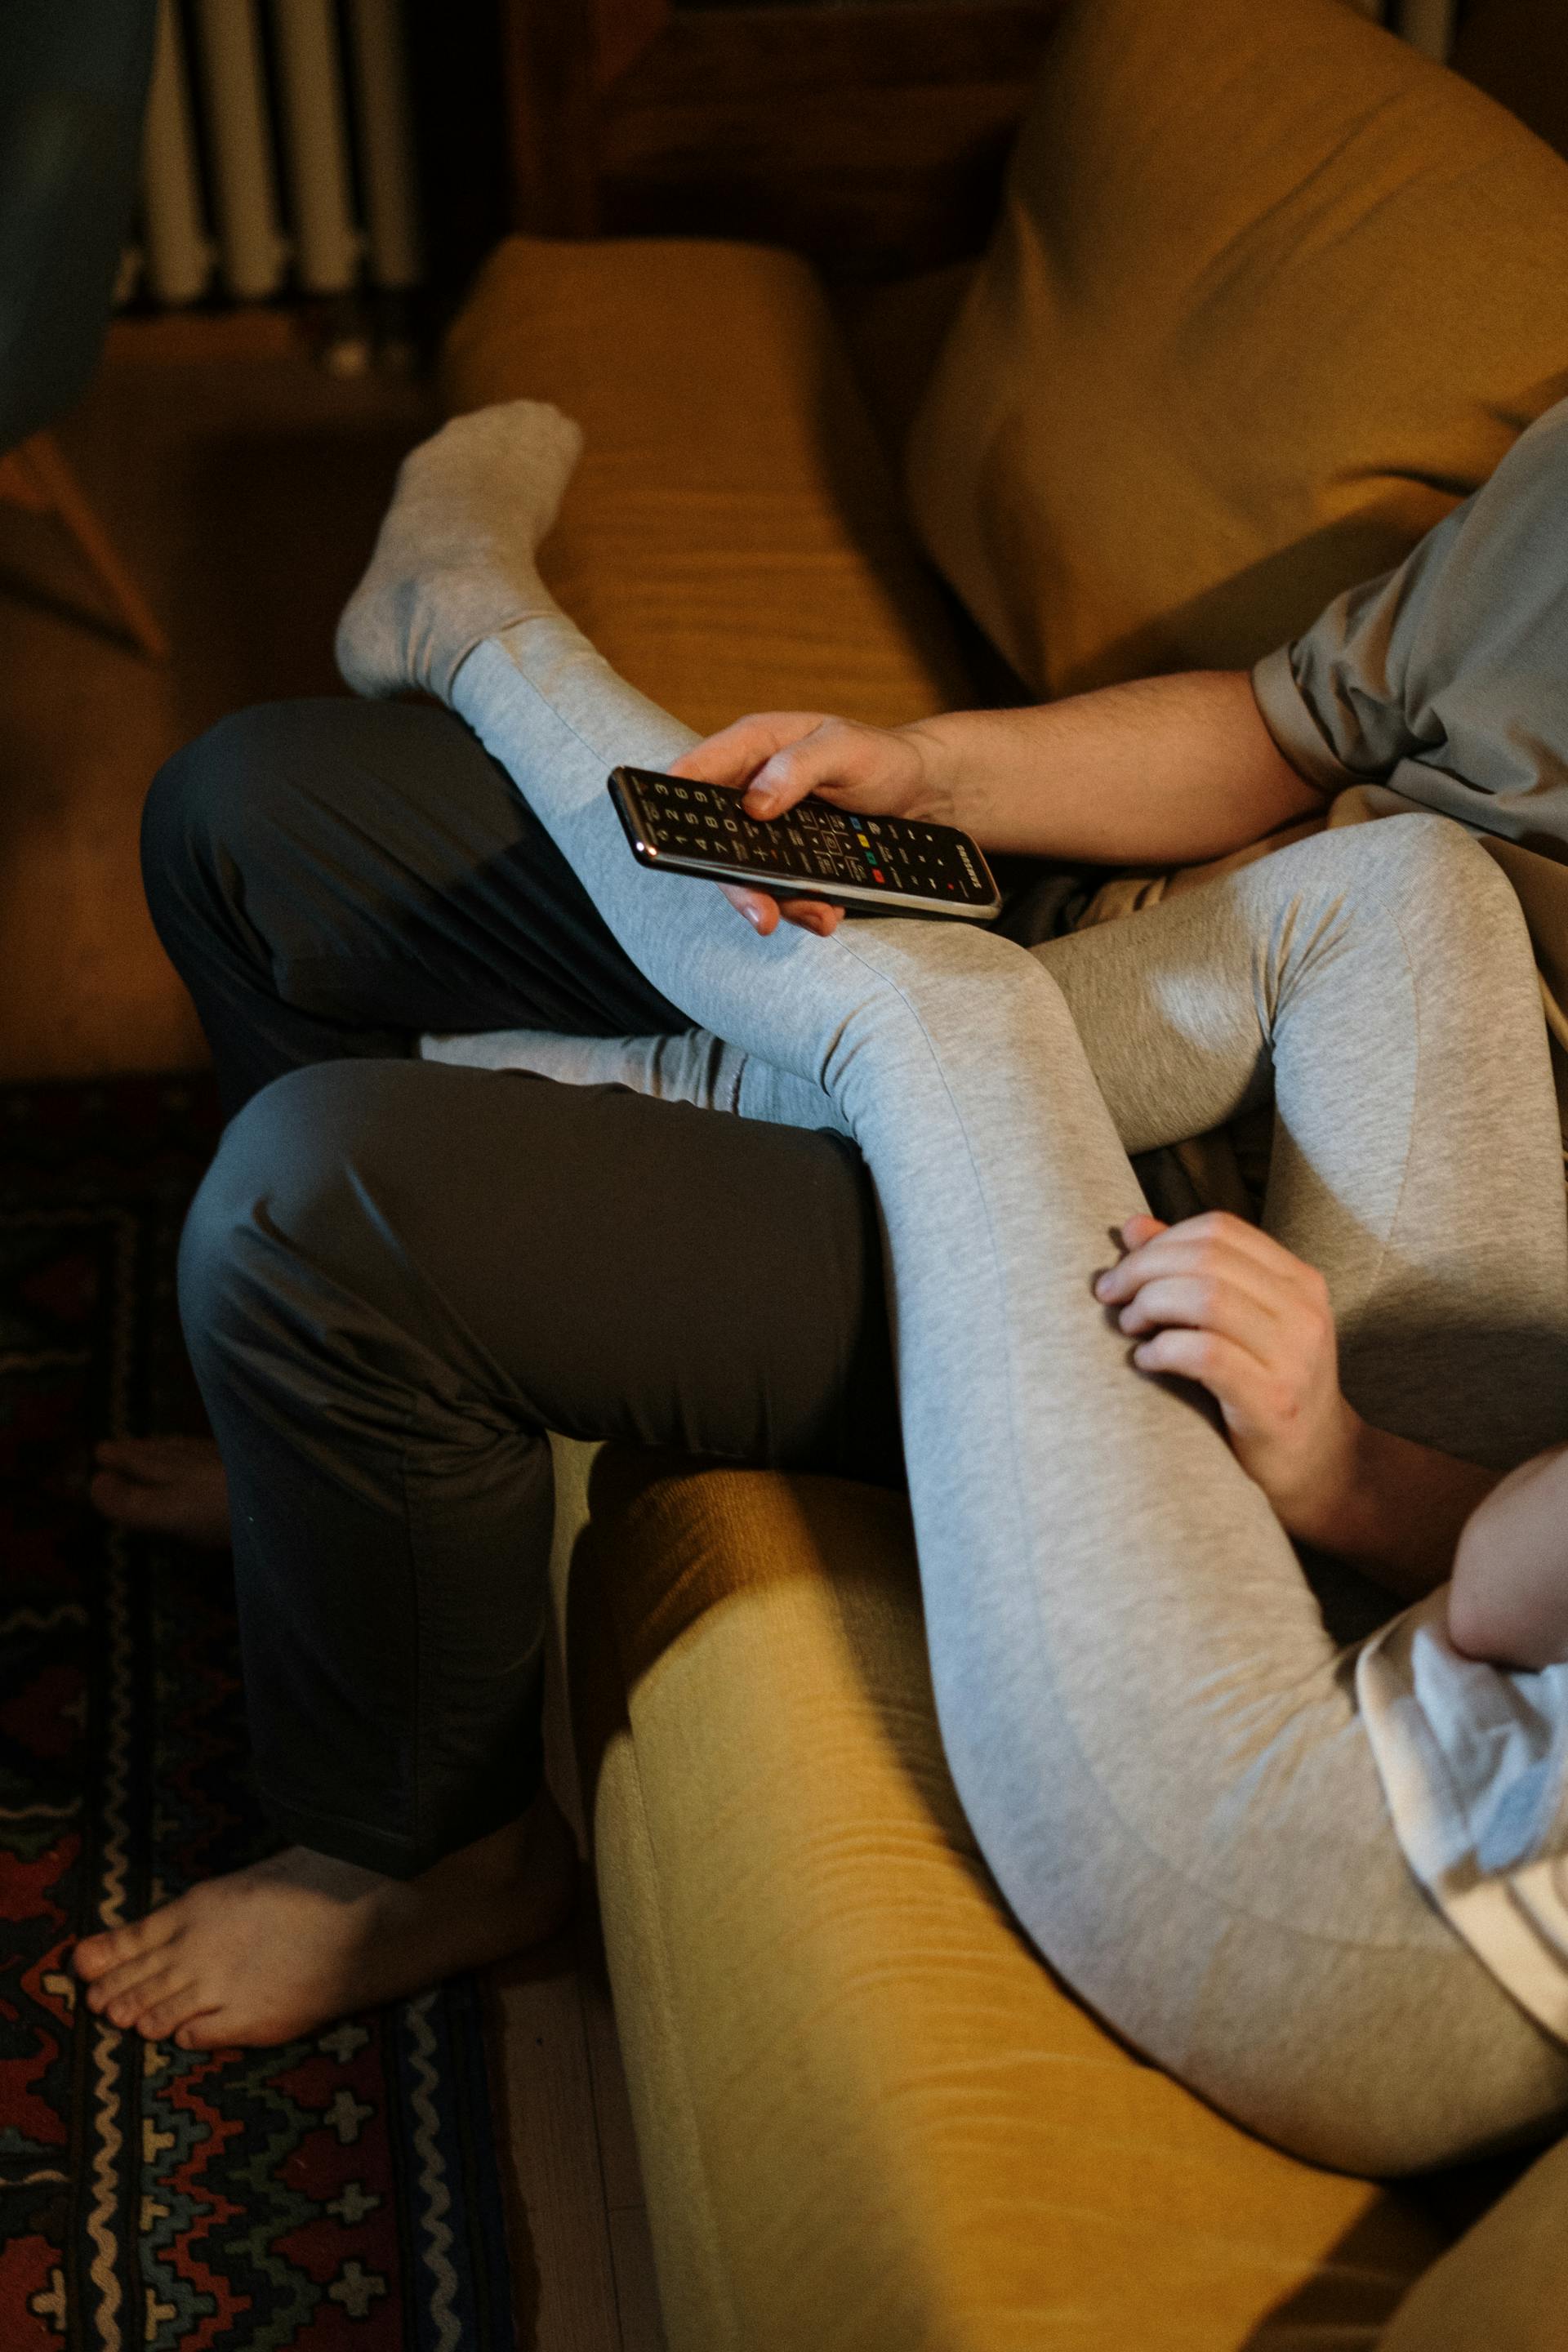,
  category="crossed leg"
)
[78,405,1568,2167]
